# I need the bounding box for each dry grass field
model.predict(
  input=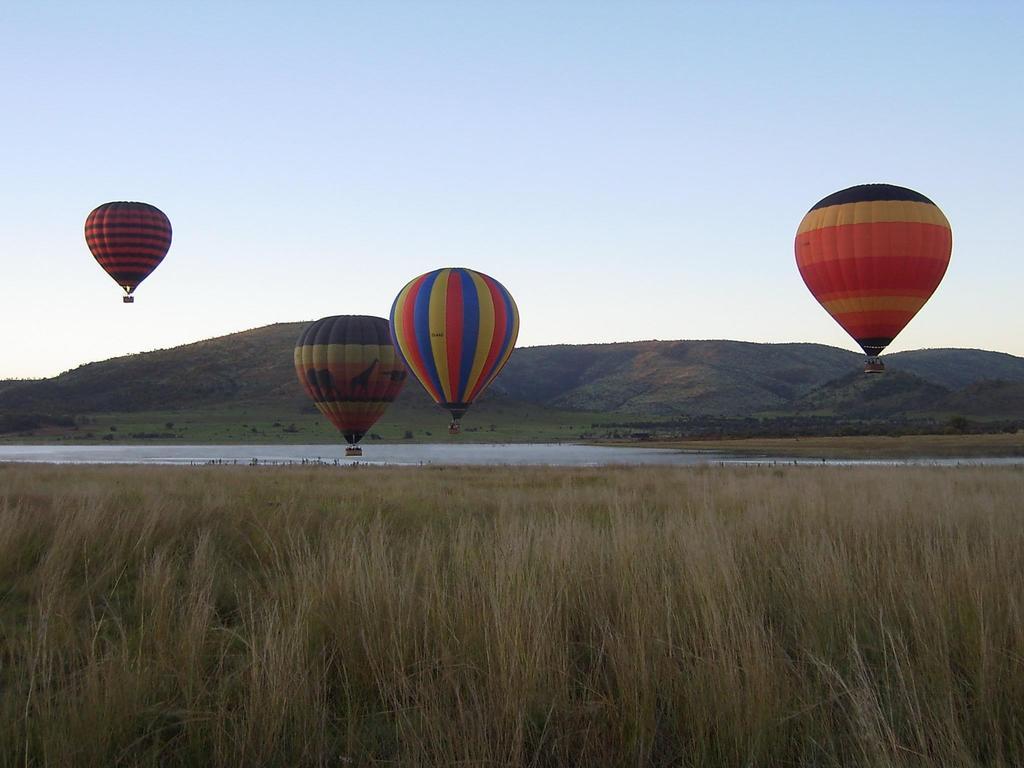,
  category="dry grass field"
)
[1,463,1023,767]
